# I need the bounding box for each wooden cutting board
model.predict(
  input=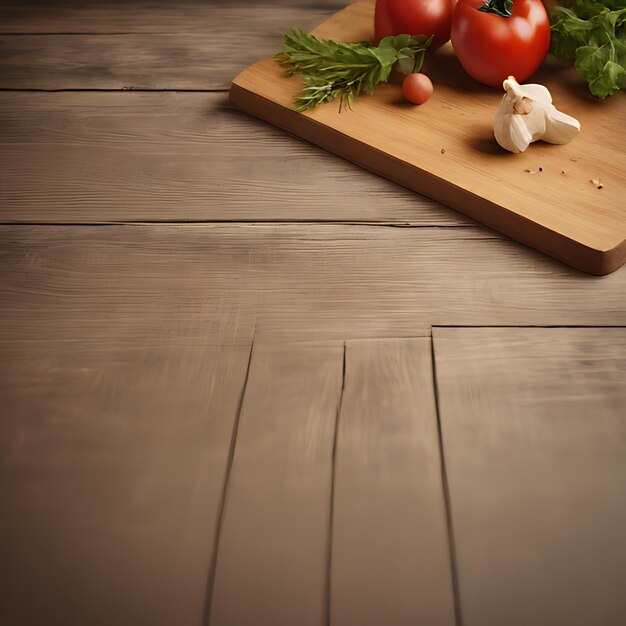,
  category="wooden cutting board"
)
[230,0,626,275]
